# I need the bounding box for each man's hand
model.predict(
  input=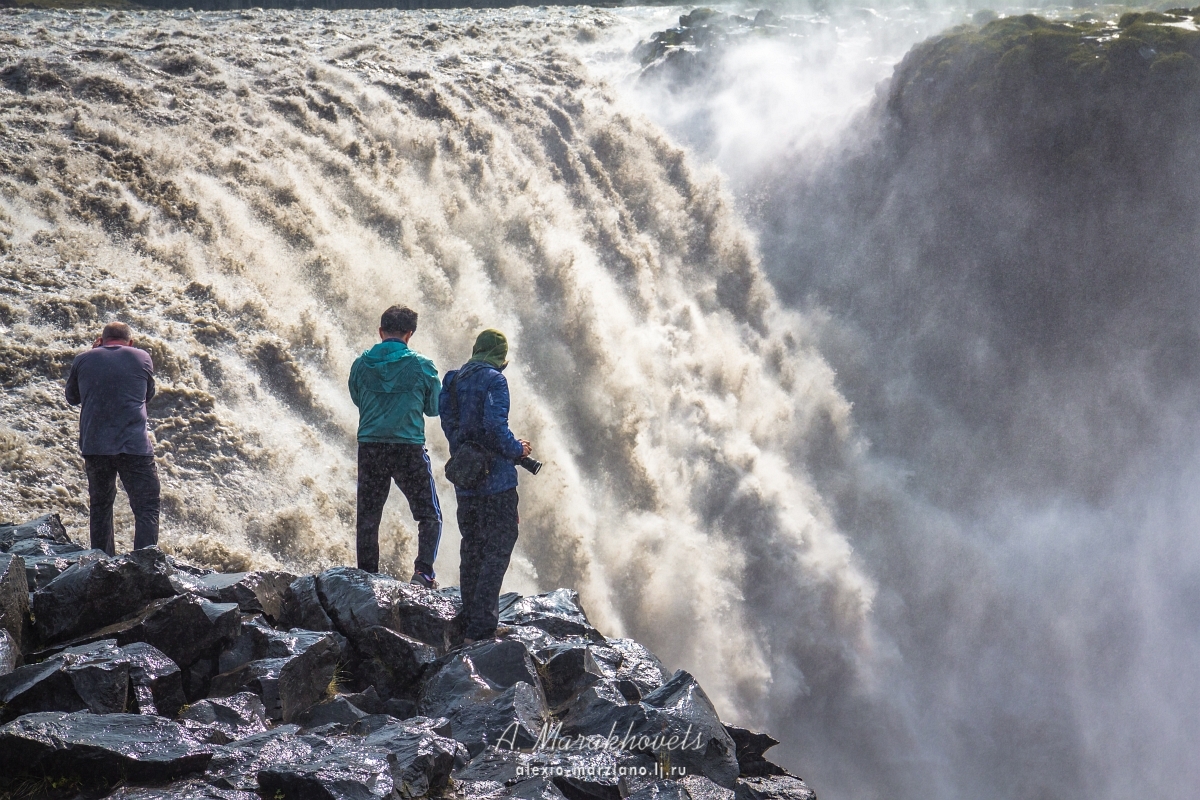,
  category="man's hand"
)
[519,440,532,458]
